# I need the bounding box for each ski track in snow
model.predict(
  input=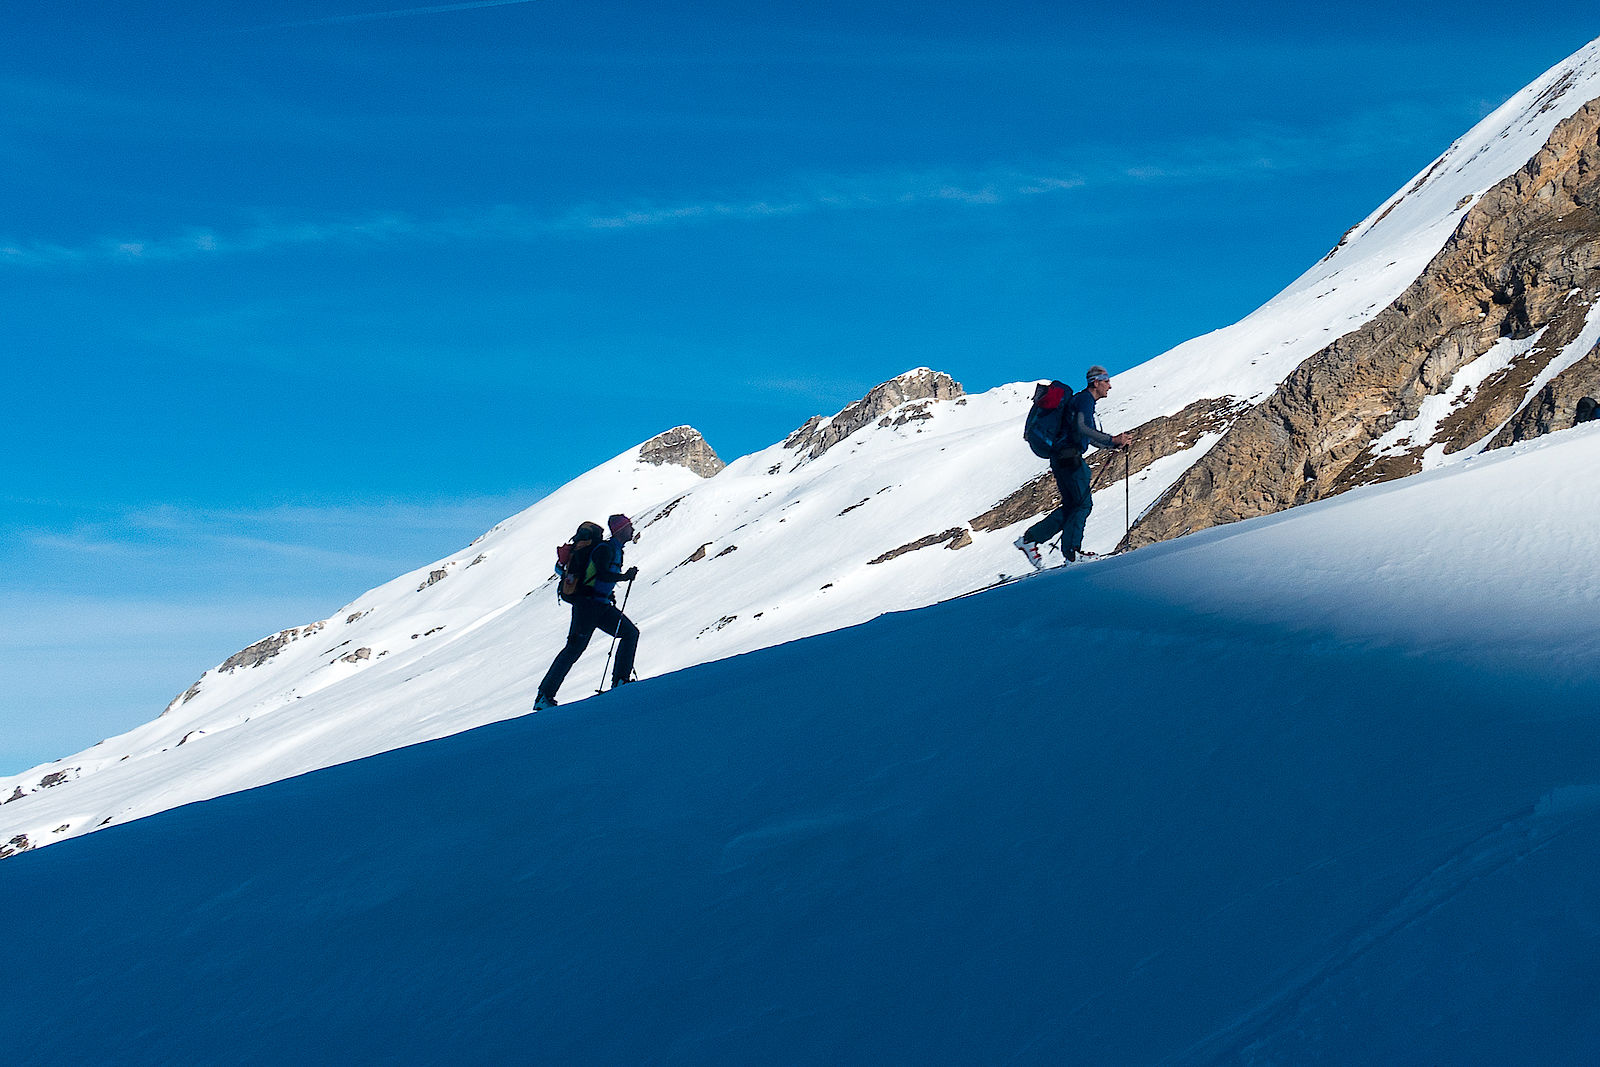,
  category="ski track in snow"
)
[1179,793,1600,1064]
